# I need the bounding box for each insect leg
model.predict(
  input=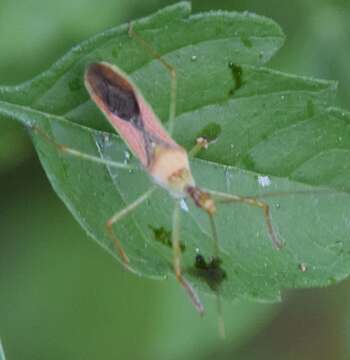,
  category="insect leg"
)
[205,212,225,337]
[216,292,226,339]
[188,137,209,158]
[206,189,283,249]
[28,123,136,170]
[208,214,220,258]
[172,201,204,314]
[107,187,156,265]
[128,22,177,135]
